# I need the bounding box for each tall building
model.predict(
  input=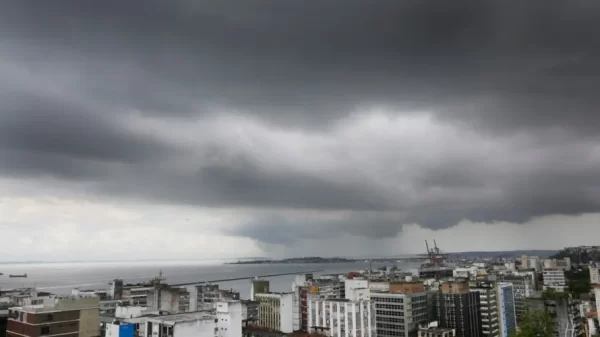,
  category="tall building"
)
[254,292,294,333]
[7,296,100,337]
[495,274,534,323]
[108,279,124,300]
[371,283,428,337]
[216,301,243,337]
[543,268,567,291]
[251,280,270,301]
[589,265,600,285]
[308,299,375,337]
[469,281,499,337]
[496,283,516,337]
[436,281,482,337]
